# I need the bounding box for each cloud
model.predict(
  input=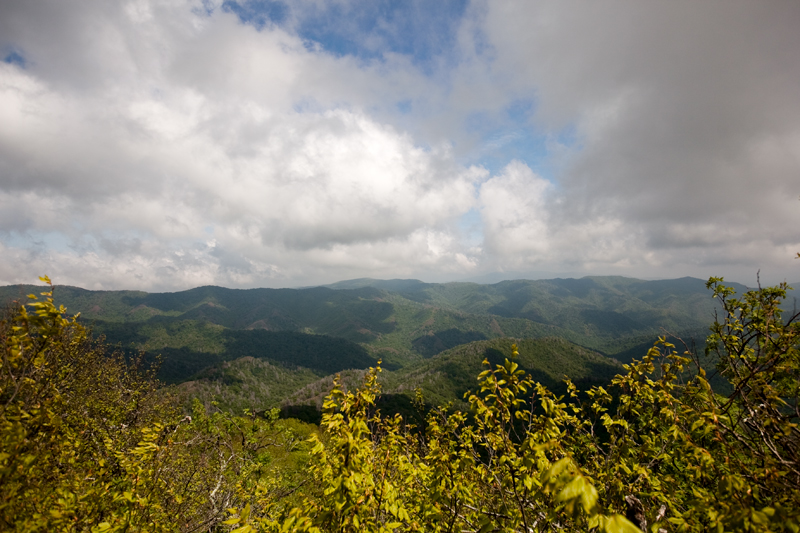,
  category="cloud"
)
[0,0,798,290]
[0,0,485,289]
[476,0,800,282]
[479,160,552,257]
